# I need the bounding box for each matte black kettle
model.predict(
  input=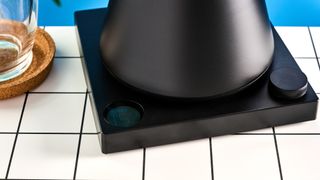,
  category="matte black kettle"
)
[100,0,274,99]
